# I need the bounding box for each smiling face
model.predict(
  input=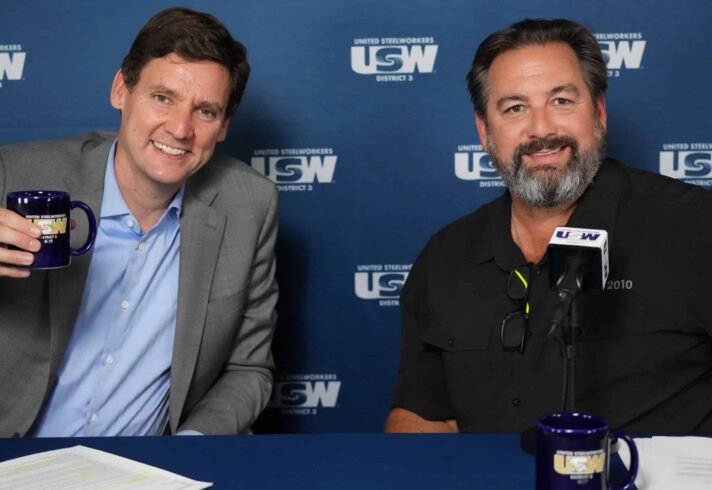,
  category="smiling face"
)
[110,53,231,197]
[475,42,607,208]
